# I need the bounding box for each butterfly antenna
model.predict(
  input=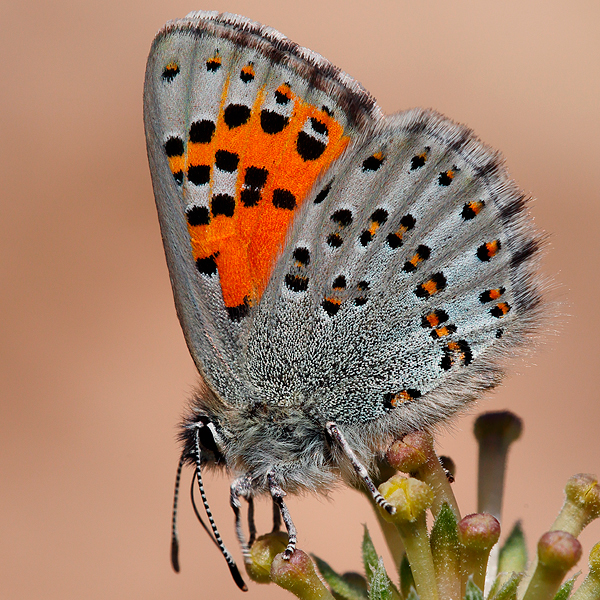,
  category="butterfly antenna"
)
[193,426,248,592]
[189,474,221,549]
[170,452,185,572]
